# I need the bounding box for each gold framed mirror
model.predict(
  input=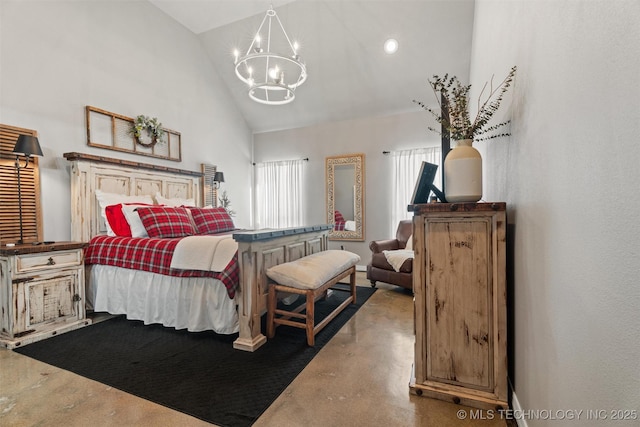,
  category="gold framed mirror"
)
[326,153,365,241]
